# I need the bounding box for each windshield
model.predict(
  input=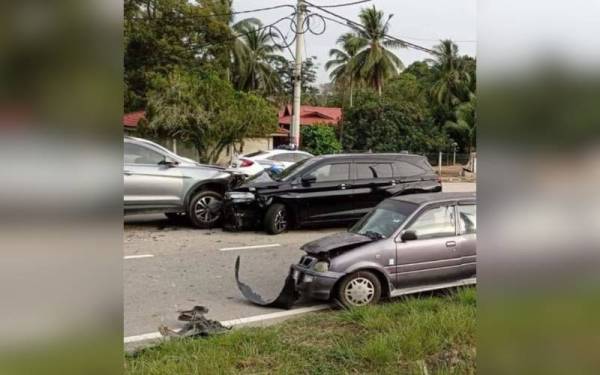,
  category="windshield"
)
[350,200,418,239]
[274,157,314,181]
